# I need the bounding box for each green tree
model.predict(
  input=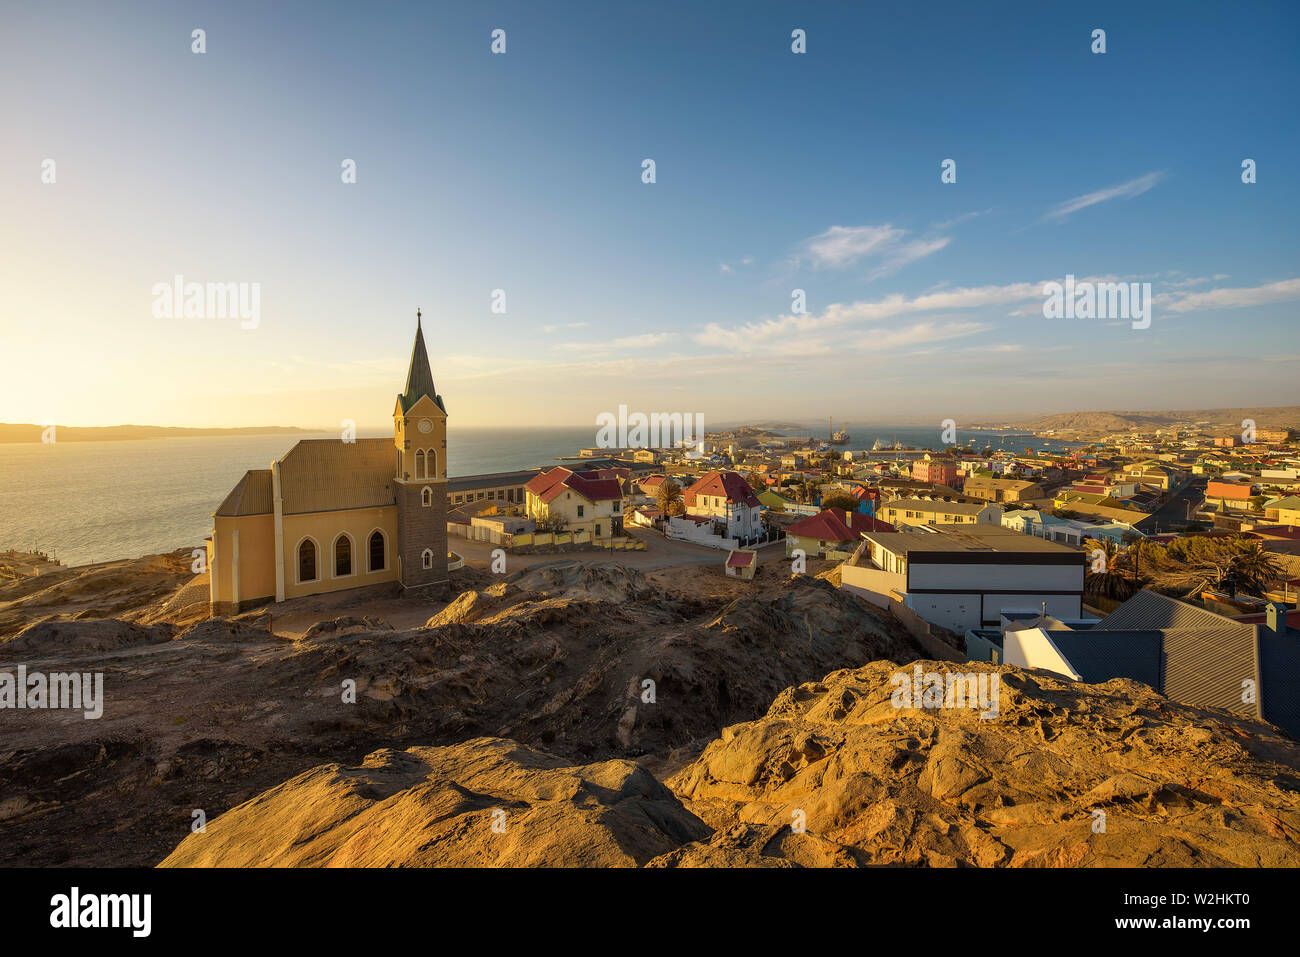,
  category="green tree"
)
[821,492,858,512]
